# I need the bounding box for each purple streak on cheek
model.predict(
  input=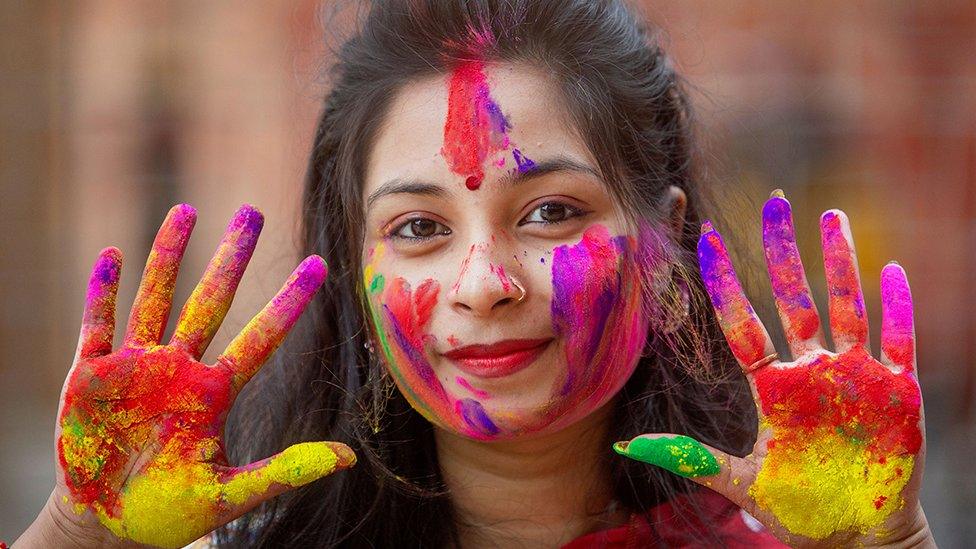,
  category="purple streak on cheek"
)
[550,225,648,401]
[456,398,500,437]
